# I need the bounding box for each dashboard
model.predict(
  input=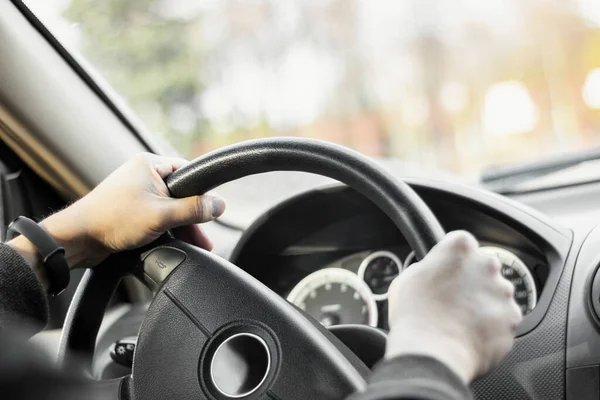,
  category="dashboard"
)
[230,182,563,339]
